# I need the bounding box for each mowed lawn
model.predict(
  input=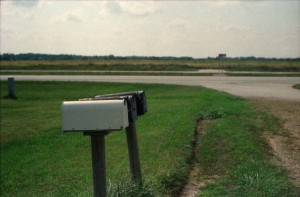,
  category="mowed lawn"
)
[0,81,296,196]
